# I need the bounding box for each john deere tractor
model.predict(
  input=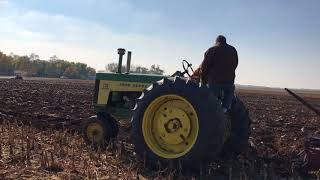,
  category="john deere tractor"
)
[82,48,251,169]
